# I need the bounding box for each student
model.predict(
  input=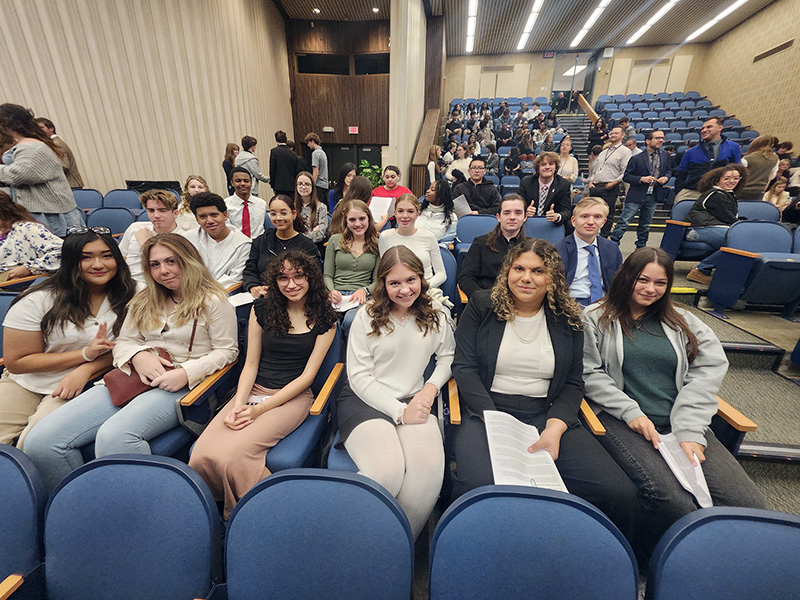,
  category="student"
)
[24,234,239,491]
[118,190,184,283]
[444,145,471,182]
[451,238,637,539]
[177,175,210,231]
[328,162,357,211]
[330,176,374,236]
[555,197,623,307]
[372,165,413,230]
[185,192,251,289]
[0,228,136,448]
[222,143,239,196]
[324,200,380,332]
[243,195,320,298]
[0,191,62,282]
[521,152,574,225]
[190,251,337,518]
[294,171,329,246]
[234,136,270,197]
[225,167,268,240]
[458,194,527,299]
[338,246,455,539]
[452,157,501,215]
[304,132,329,205]
[582,247,766,563]
[417,179,458,244]
[378,194,449,307]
